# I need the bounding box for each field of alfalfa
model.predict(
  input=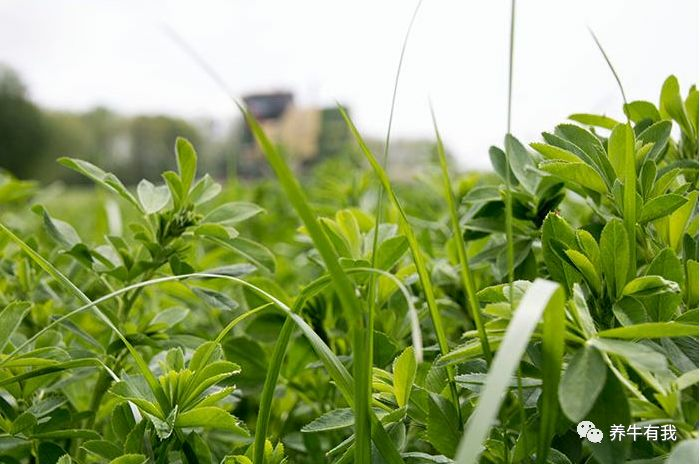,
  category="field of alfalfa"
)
[0,3,698,464]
